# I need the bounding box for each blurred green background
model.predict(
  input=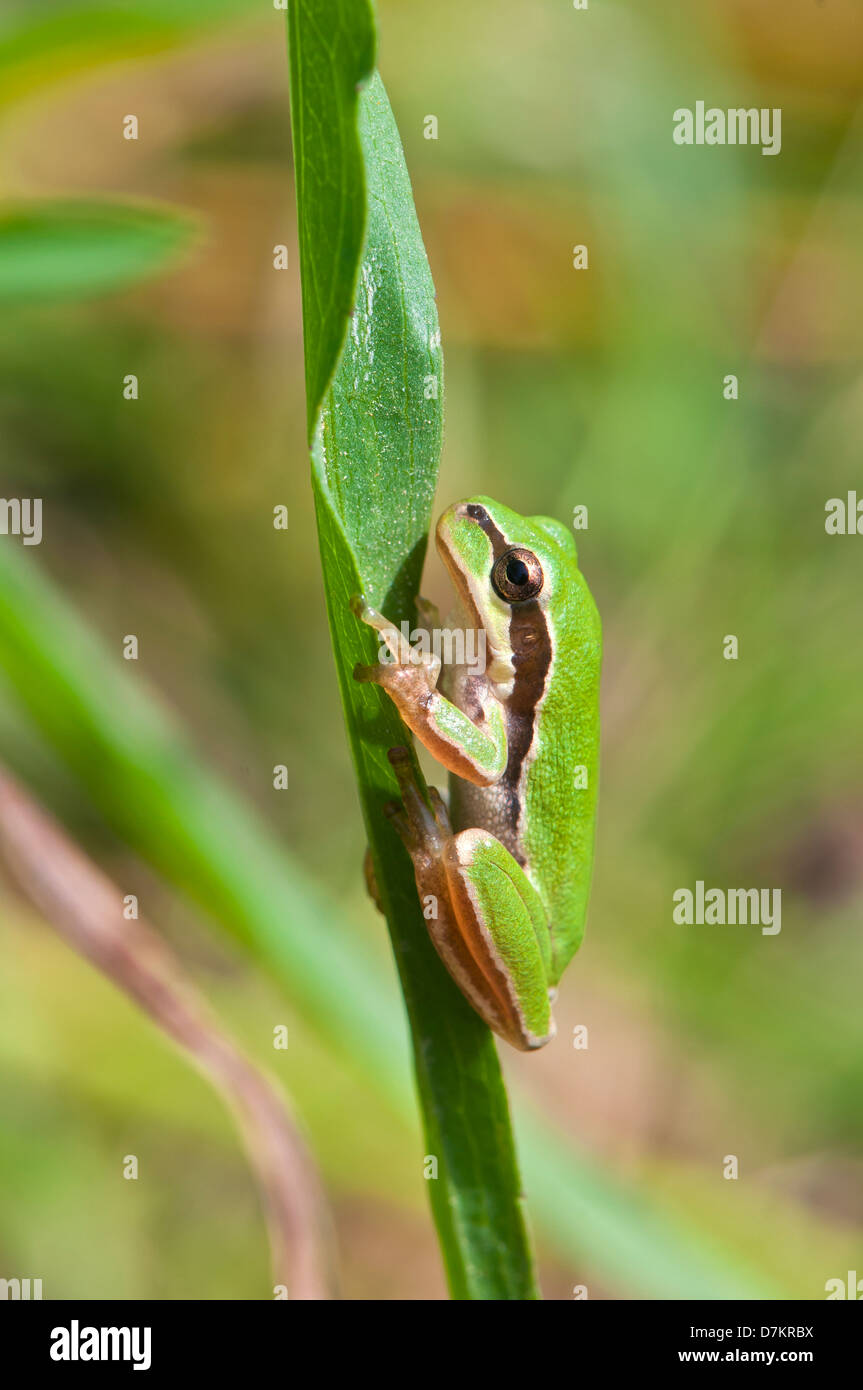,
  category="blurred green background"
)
[1,0,862,1299]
